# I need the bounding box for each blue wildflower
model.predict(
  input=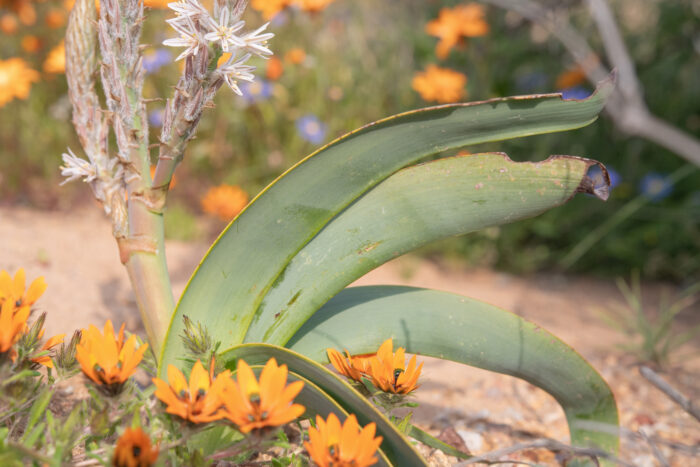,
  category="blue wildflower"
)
[561,86,591,100]
[240,80,273,104]
[142,48,172,74]
[639,173,673,201]
[149,108,164,128]
[296,115,327,145]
